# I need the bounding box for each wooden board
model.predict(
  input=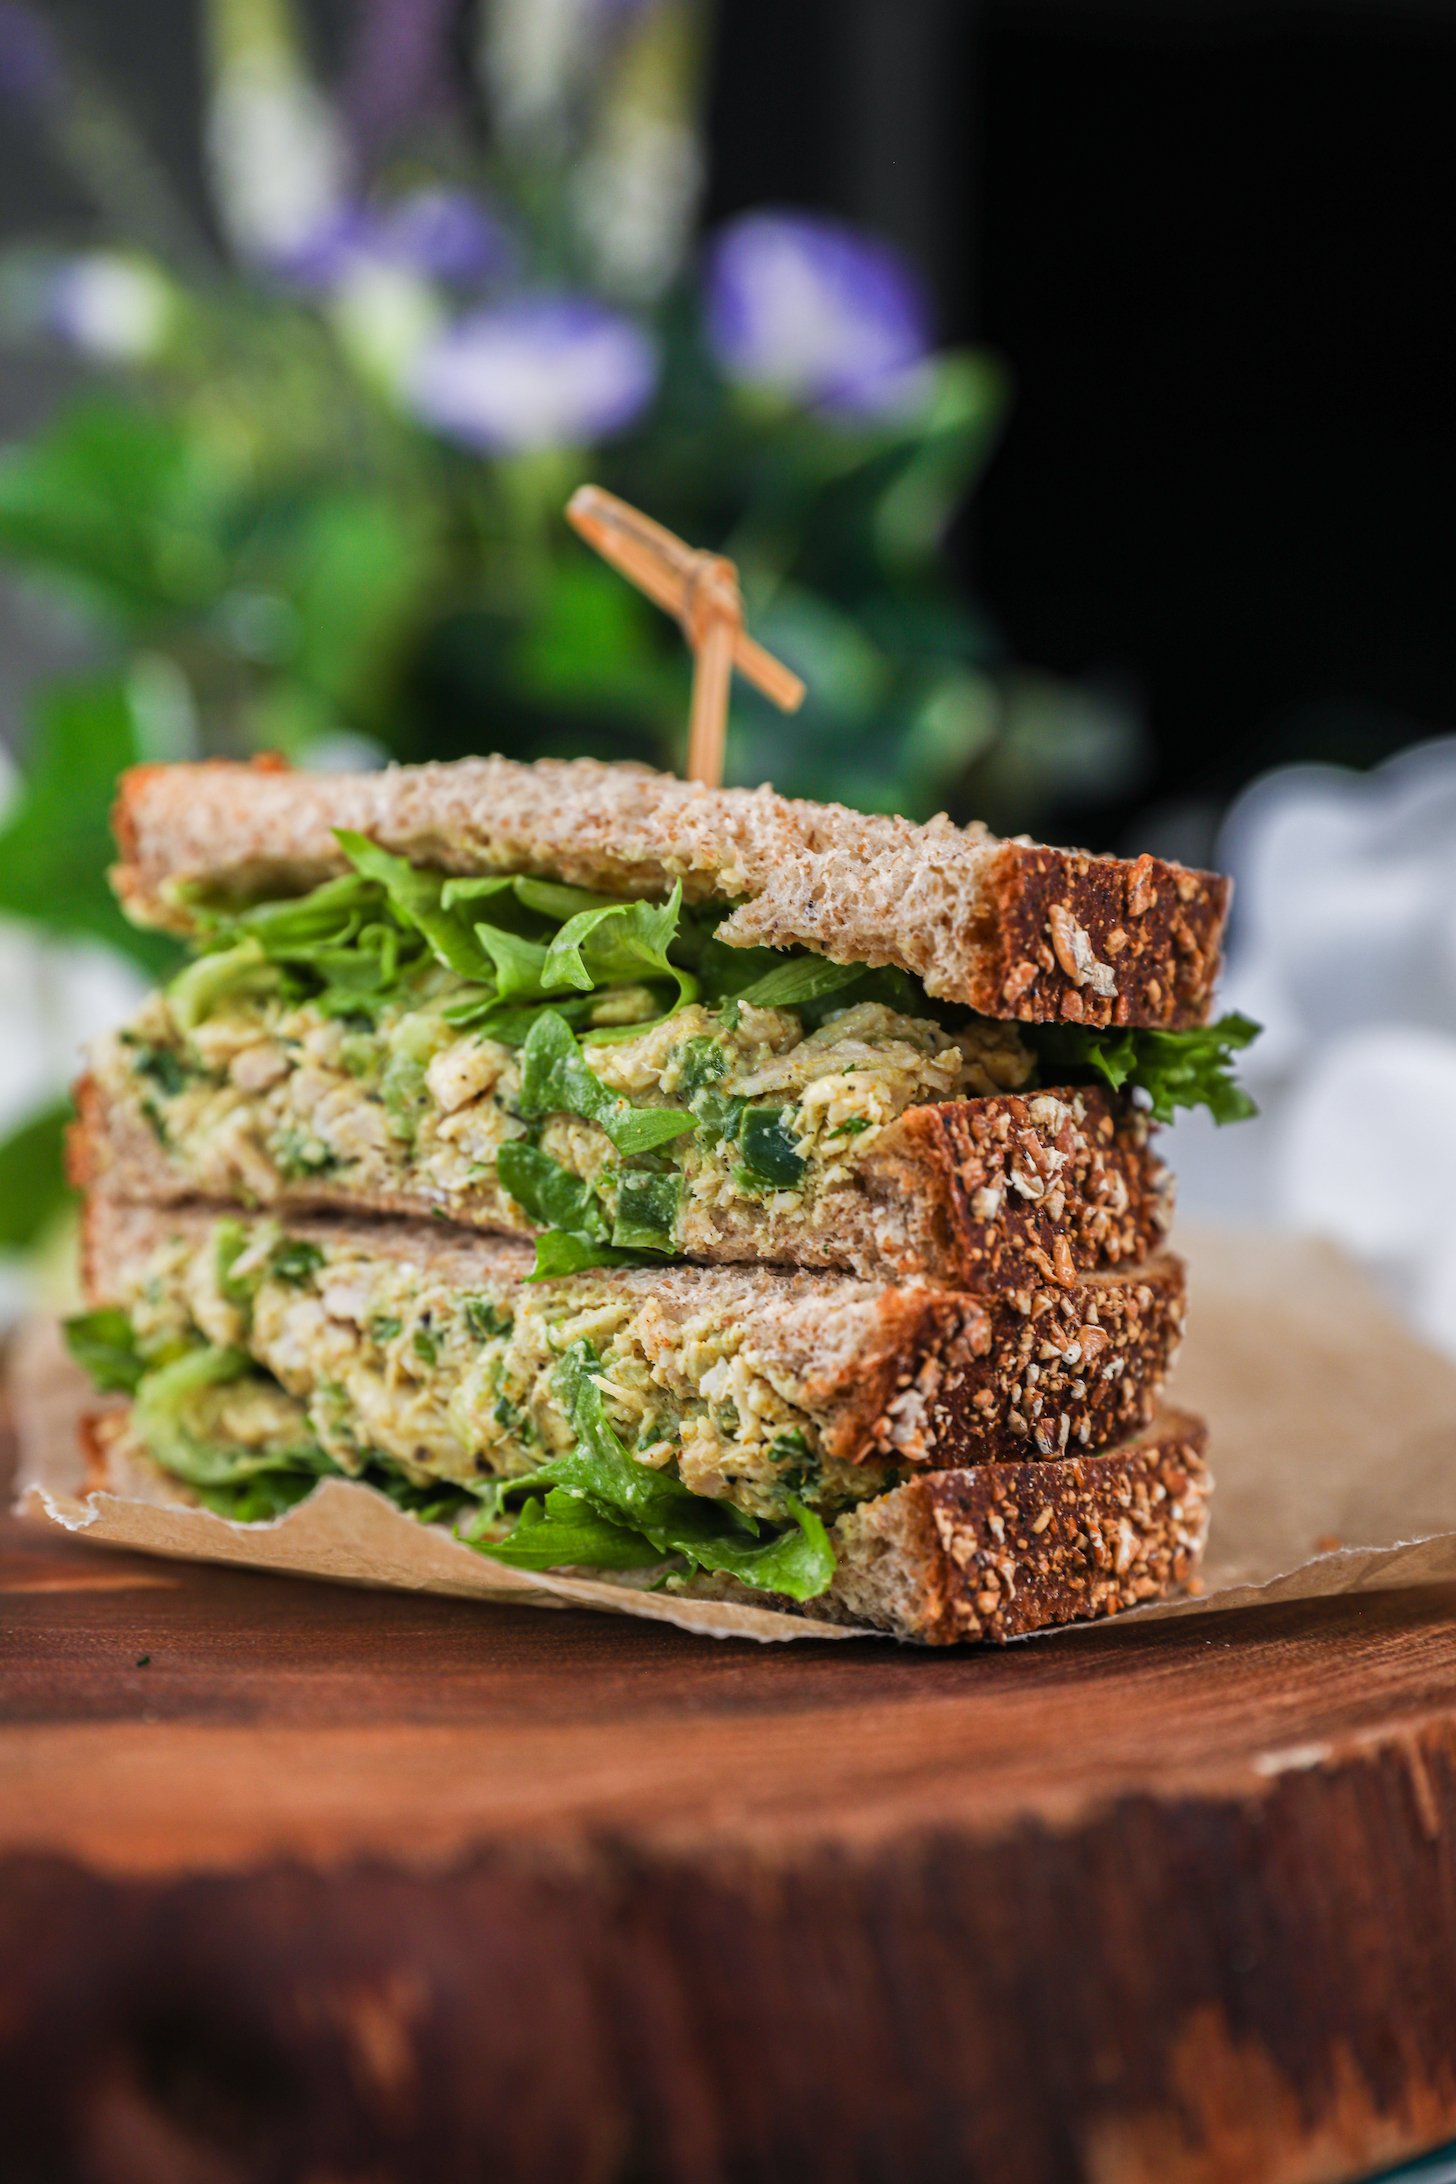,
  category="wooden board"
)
[7,1422,1456,2184]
